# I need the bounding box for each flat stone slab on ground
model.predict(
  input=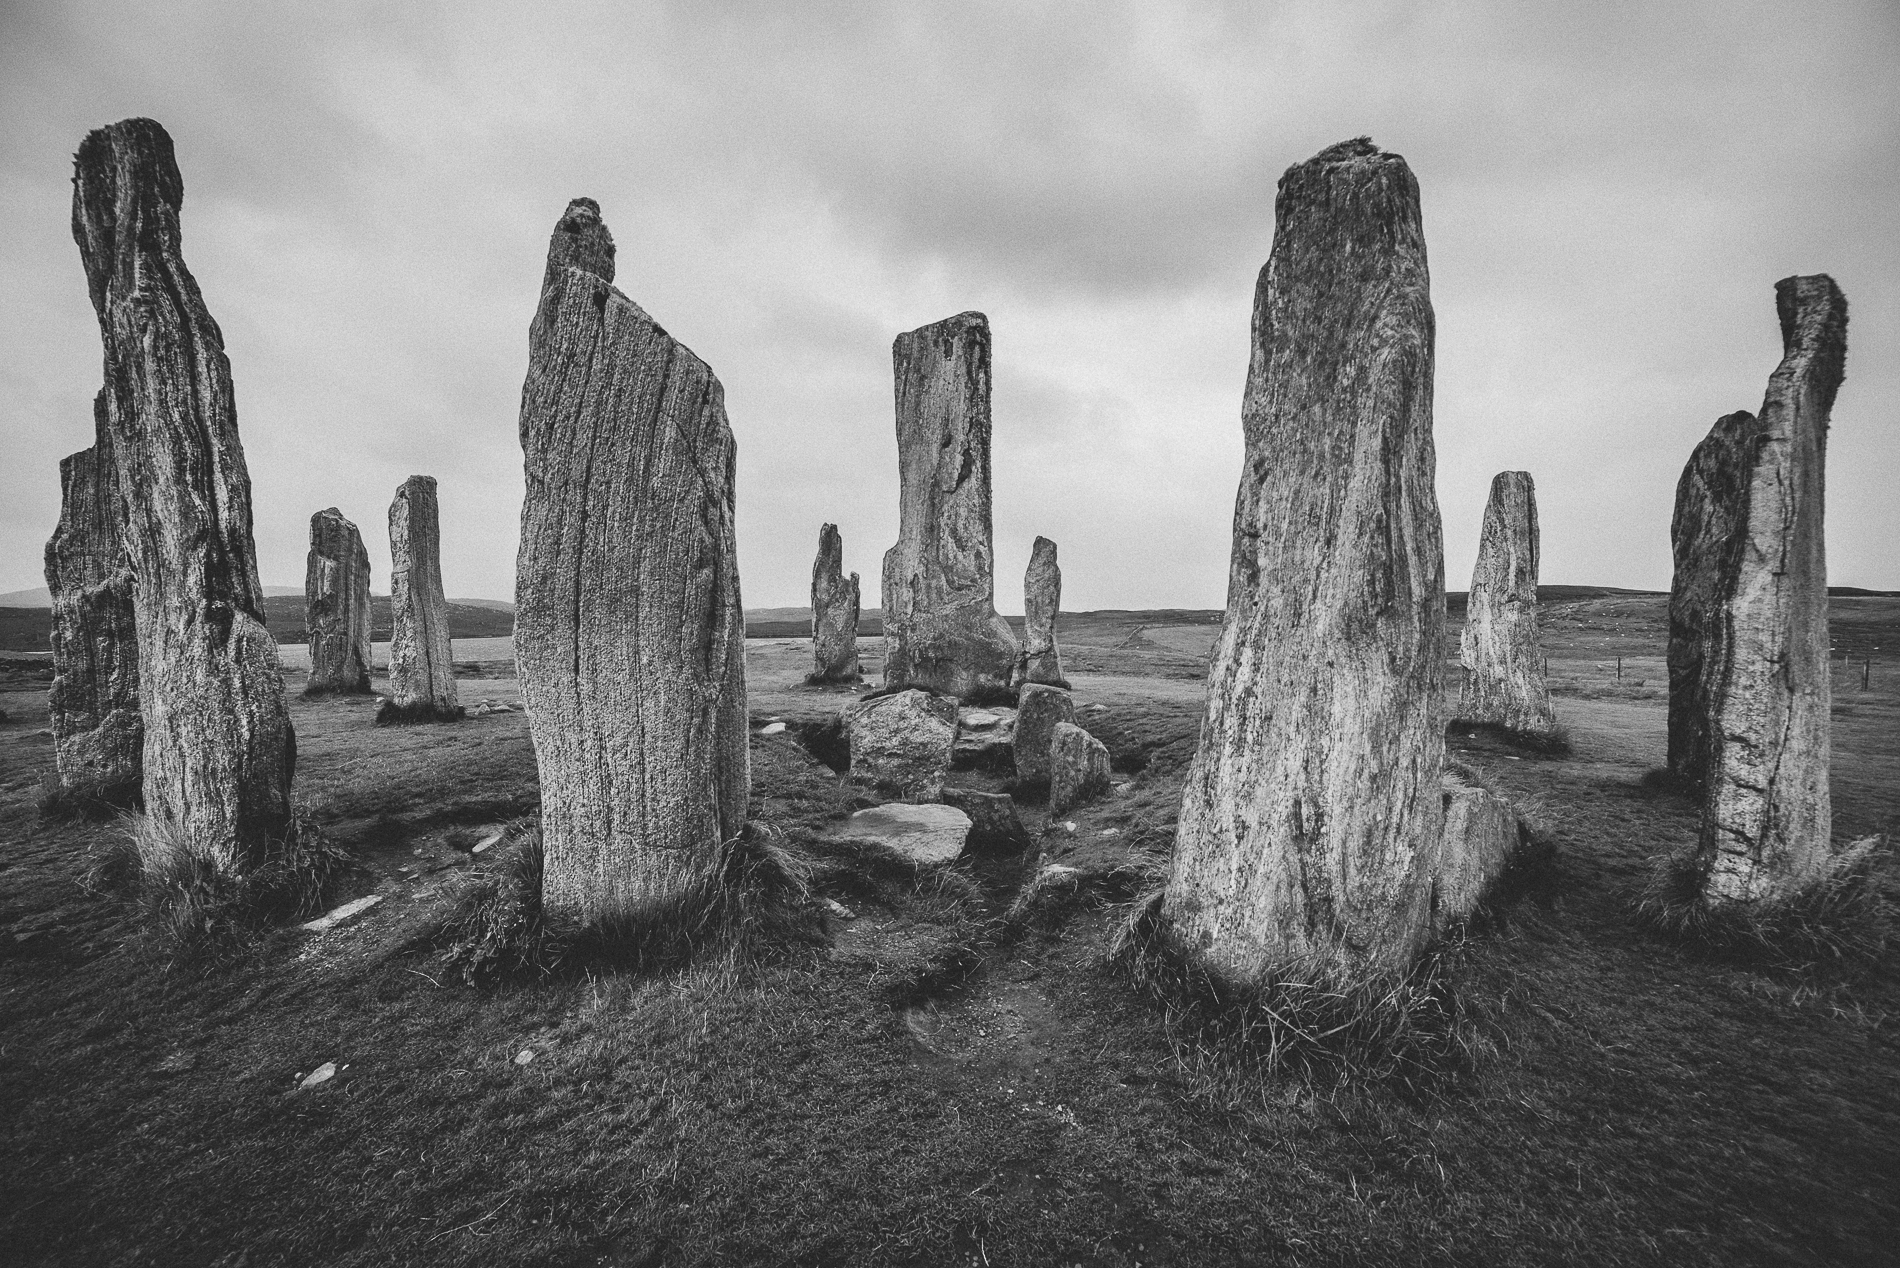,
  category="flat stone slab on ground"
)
[828,803,972,866]
[301,894,385,933]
